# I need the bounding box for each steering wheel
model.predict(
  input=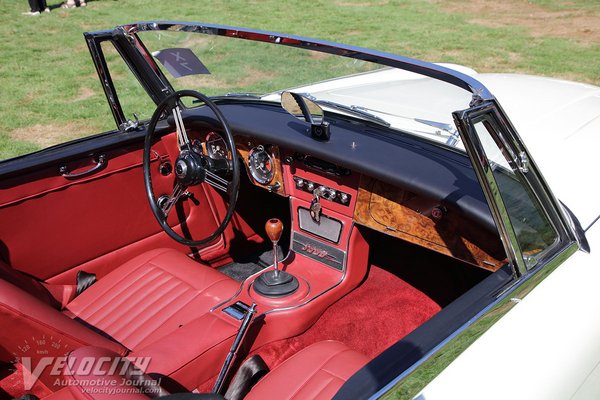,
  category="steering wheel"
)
[143,90,240,246]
